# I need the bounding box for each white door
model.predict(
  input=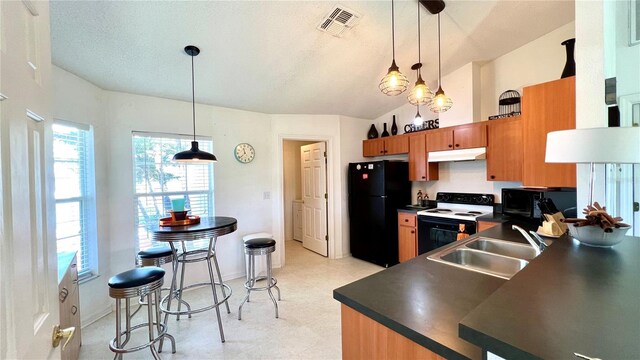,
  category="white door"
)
[300,142,328,256]
[1,1,61,359]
